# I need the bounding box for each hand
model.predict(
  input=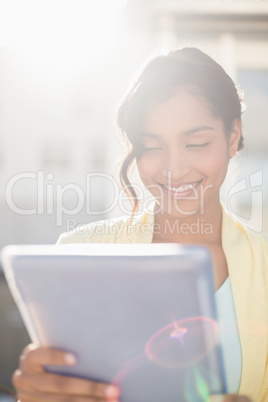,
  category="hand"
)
[209,395,252,402]
[13,343,120,401]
